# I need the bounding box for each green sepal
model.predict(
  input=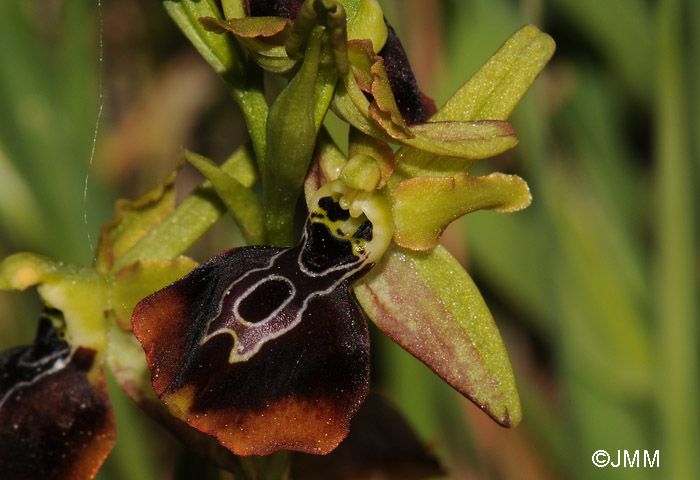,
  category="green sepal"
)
[111,257,198,329]
[334,40,519,160]
[184,149,266,245]
[435,24,555,123]
[392,172,532,250]
[353,244,522,427]
[393,25,555,181]
[0,253,109,357]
